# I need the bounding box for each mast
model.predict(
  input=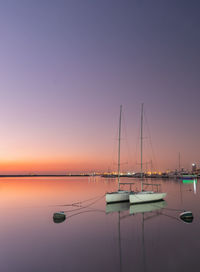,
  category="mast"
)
[150,160,153,174]
[118,105,122,190]
[141,103,144,190]
[178,152,181,173]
